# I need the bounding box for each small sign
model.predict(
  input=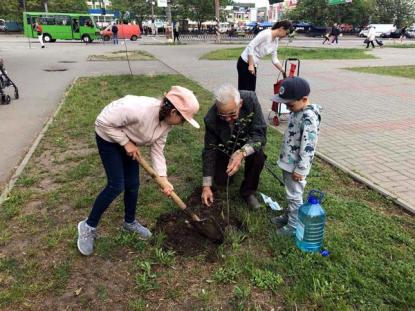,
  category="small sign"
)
[158,0,167,7]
